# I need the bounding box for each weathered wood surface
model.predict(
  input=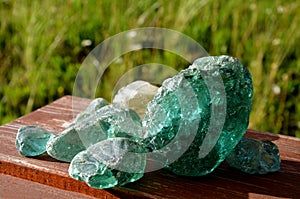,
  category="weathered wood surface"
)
[0,96,299,198]
[0,173,97,199]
